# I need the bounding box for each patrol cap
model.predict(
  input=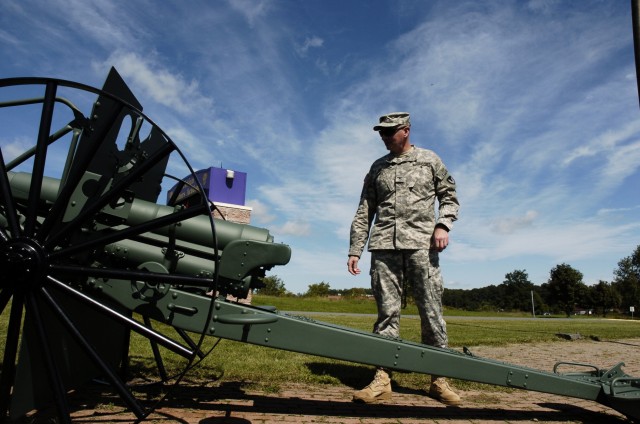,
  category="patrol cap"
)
[373,112,410,131]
